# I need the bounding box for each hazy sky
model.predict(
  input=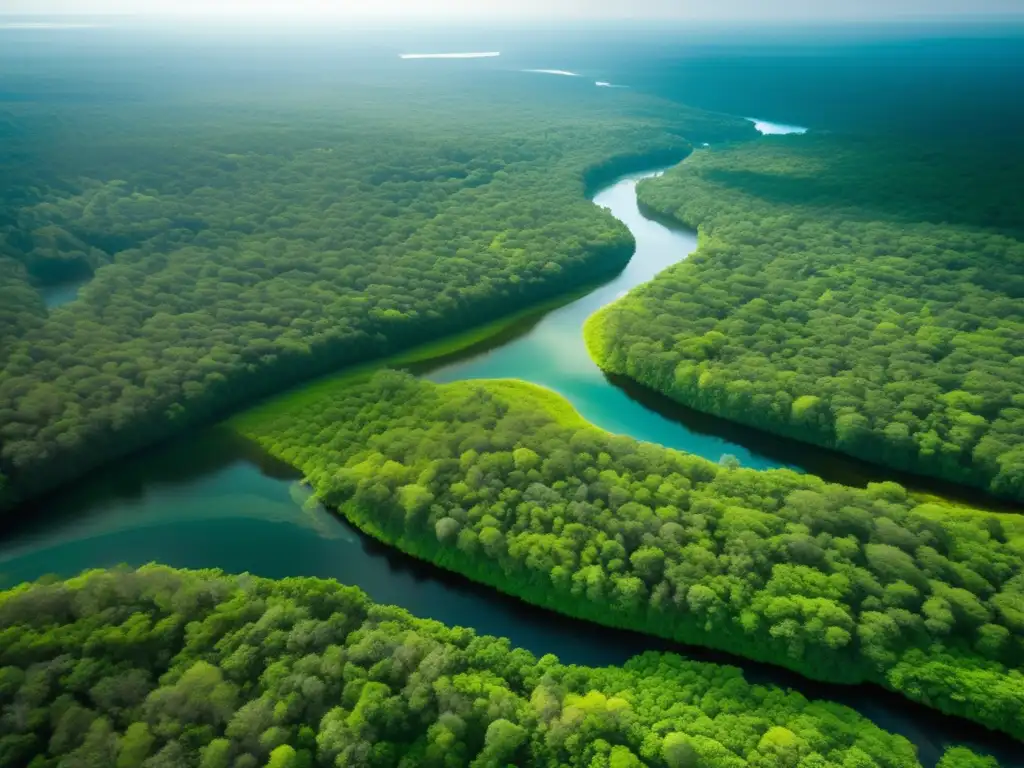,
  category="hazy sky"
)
[3,0,1021,20]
